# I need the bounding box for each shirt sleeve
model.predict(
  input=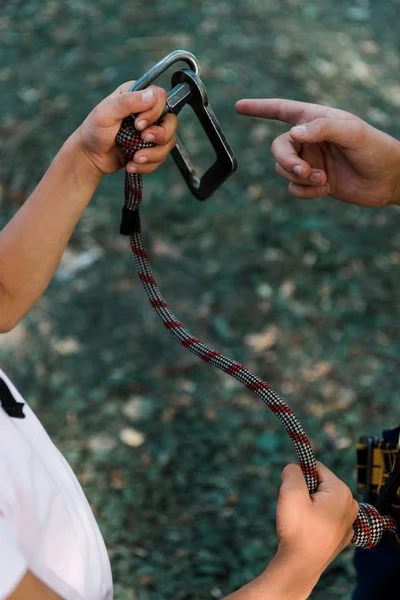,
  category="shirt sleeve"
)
[0,516,27,599]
